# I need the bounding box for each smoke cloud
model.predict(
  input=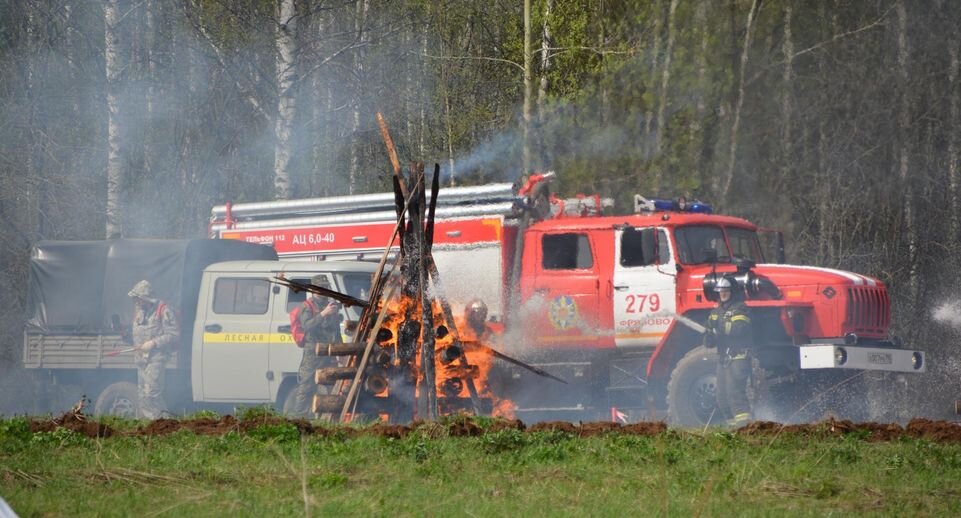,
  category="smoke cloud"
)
[932,300,961,331]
